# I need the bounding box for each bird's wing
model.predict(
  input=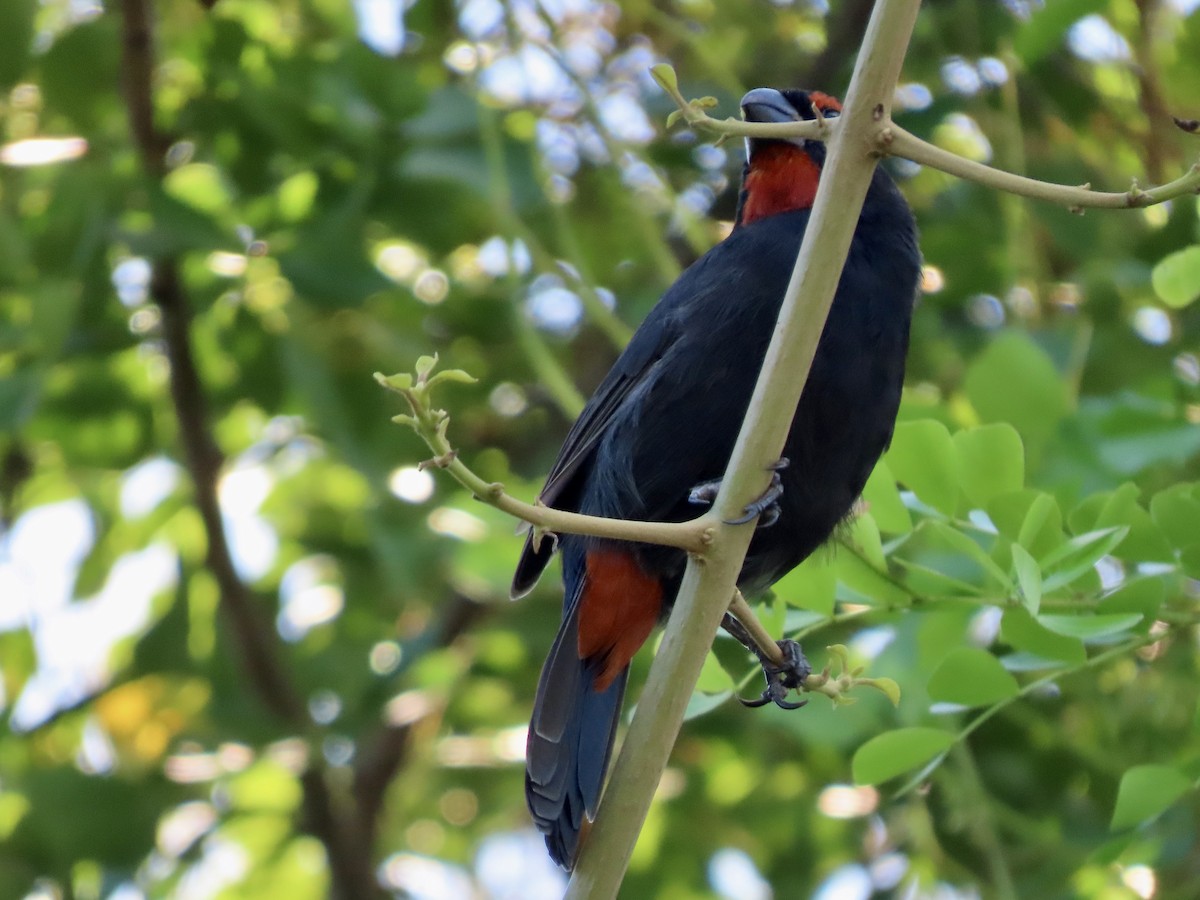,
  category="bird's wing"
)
[510,306,679,598]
